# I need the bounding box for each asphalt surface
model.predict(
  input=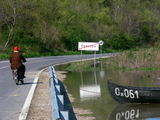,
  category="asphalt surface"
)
[0,54,113,120]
